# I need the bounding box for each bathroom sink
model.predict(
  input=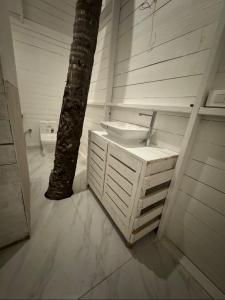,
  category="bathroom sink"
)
[101,121,148,142]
